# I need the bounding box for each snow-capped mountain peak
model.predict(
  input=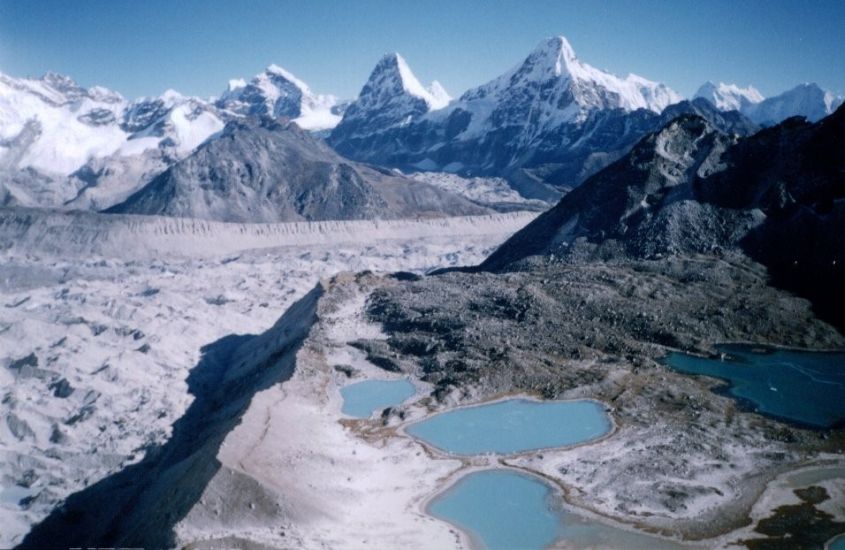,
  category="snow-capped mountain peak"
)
[524,35,579,78]
[369,53,448,110]
[0,69,225,195]
[696,80,843,125]
[484,36,580,93]
[160,88,186,105]
[216,64,342,131]
[216,64,305,118]
[226,78,247,93]
[781,82,844,113]
[264,63,311,92]
[328,53,449,143]
[458,36,681,121]
[38,72,90,103]
[328,35,686,180]
[439,35,681,147]
[87,85,124,104]
[693,81,764,111]
[739,82,842,125]
[0,71,119,108]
